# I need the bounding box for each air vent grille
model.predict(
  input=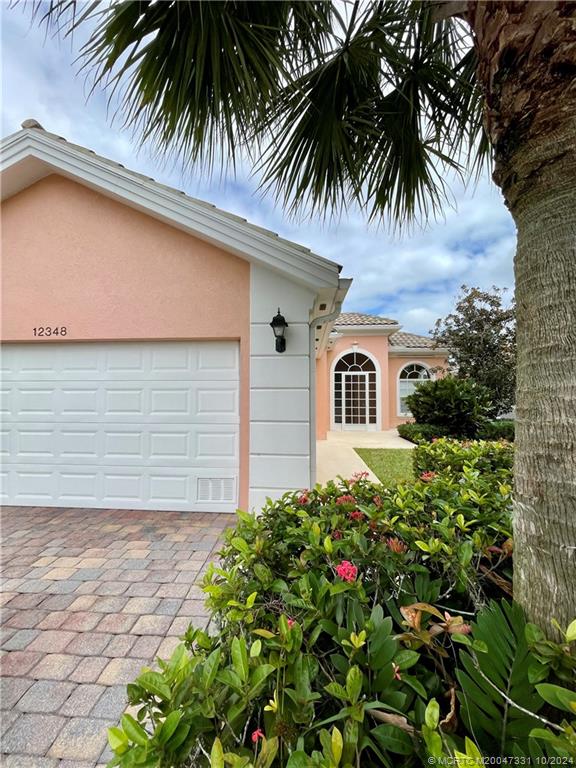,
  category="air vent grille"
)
[197,477,235,503]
